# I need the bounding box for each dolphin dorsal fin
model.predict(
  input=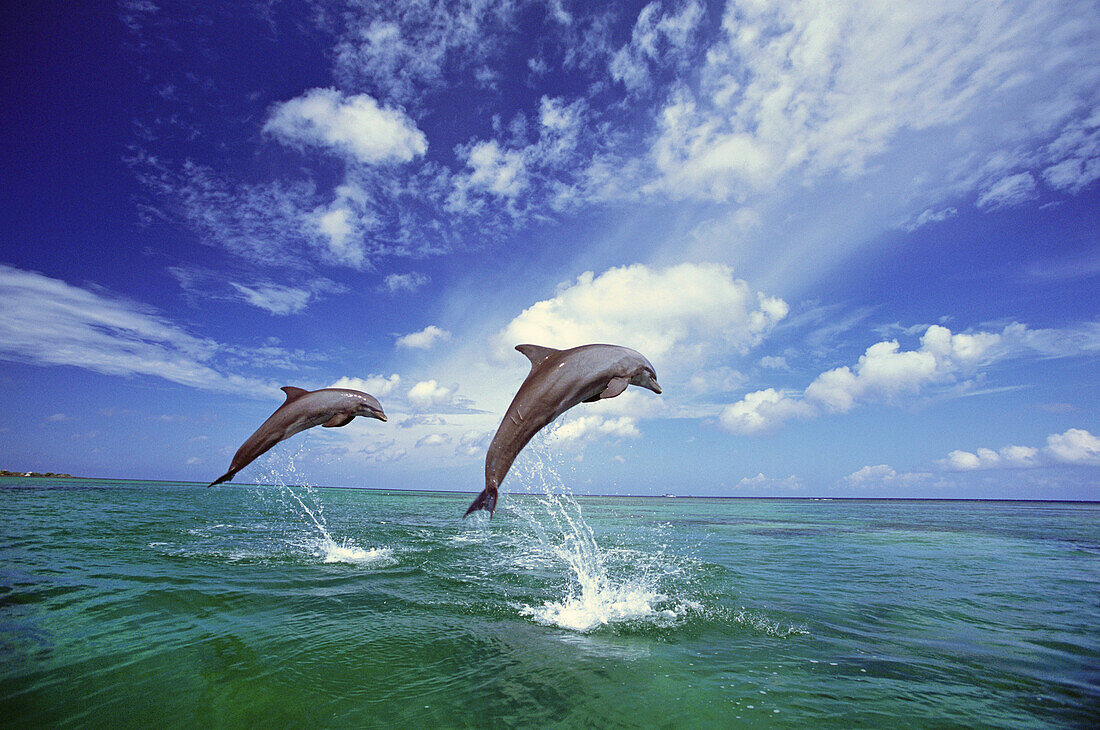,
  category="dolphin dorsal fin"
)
[515,344,560,369]
[280,386,310,402]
